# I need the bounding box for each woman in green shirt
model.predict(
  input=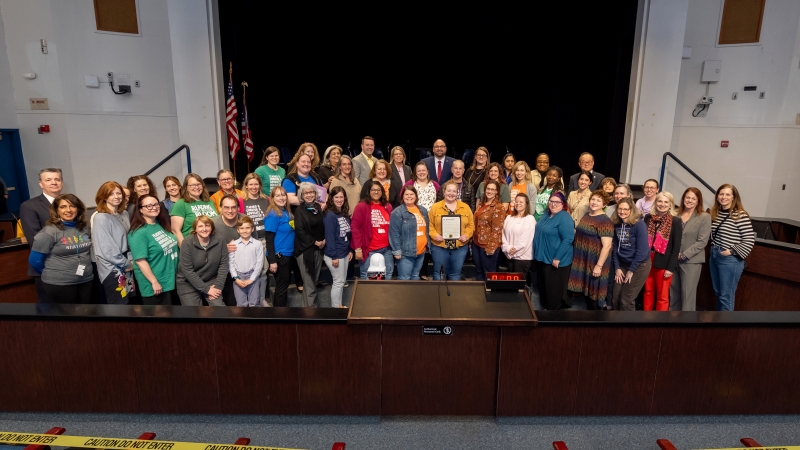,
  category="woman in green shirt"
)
[170,173,218,247]
[255,146,286,197]
[129,194,179,305]
[534,166,564,221]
